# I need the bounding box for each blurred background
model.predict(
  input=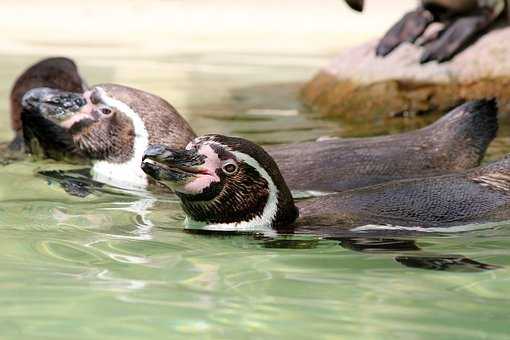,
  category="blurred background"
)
[0,0,415,143]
